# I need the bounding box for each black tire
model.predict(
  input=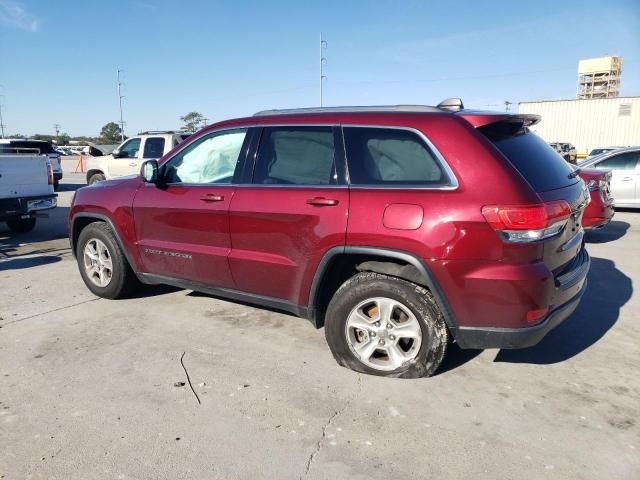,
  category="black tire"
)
[53,180,60,191]
[76,222,139,299]
[6,217,36,233]
[88,173,106,185]
[324,272,448,378]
